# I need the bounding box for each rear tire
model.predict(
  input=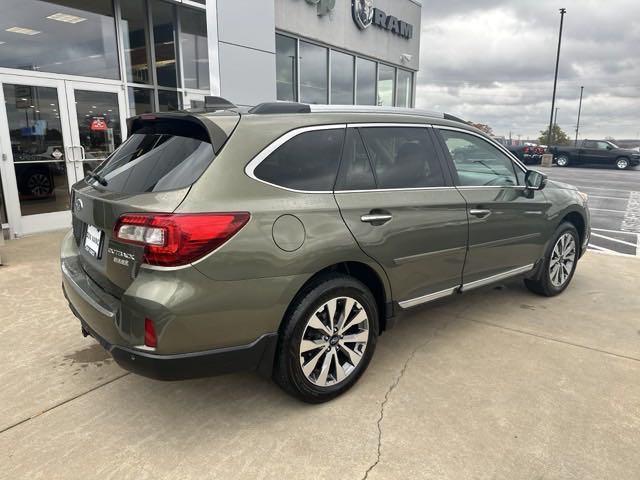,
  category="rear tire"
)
[524,222,579,297]
[273,273,378,403]
[556,155,570,167]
